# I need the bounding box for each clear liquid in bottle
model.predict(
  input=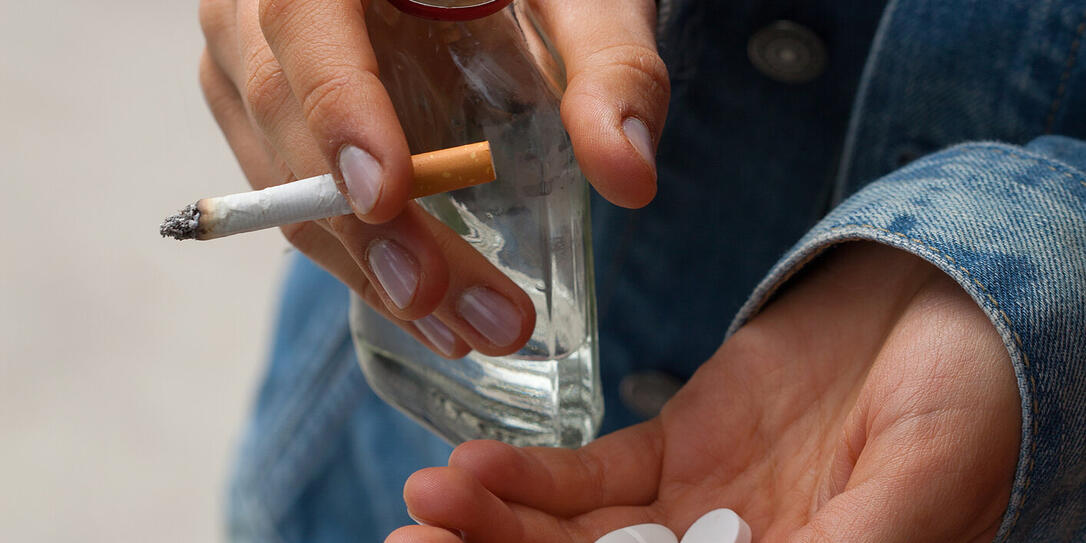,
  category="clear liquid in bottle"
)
[348,0,602,447]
